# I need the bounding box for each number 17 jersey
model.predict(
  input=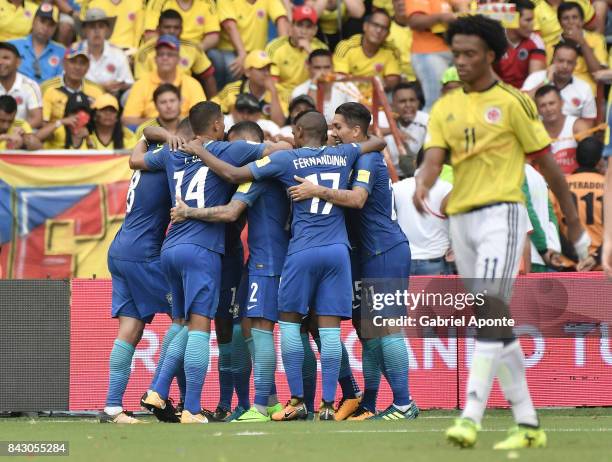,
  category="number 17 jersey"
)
[248,144,361,255]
